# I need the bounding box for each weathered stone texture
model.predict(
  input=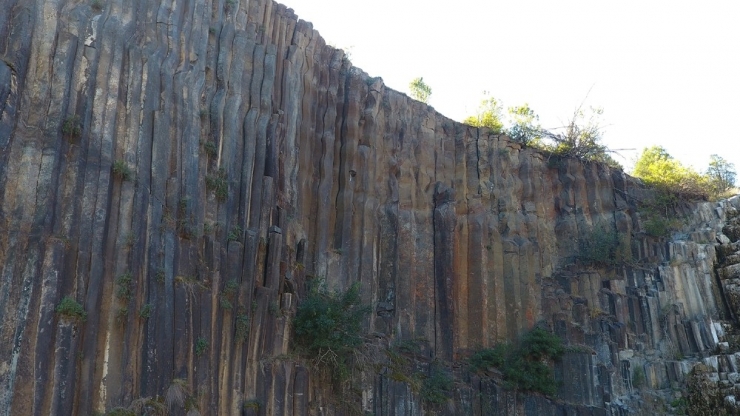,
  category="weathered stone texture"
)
[1,0,740,414]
